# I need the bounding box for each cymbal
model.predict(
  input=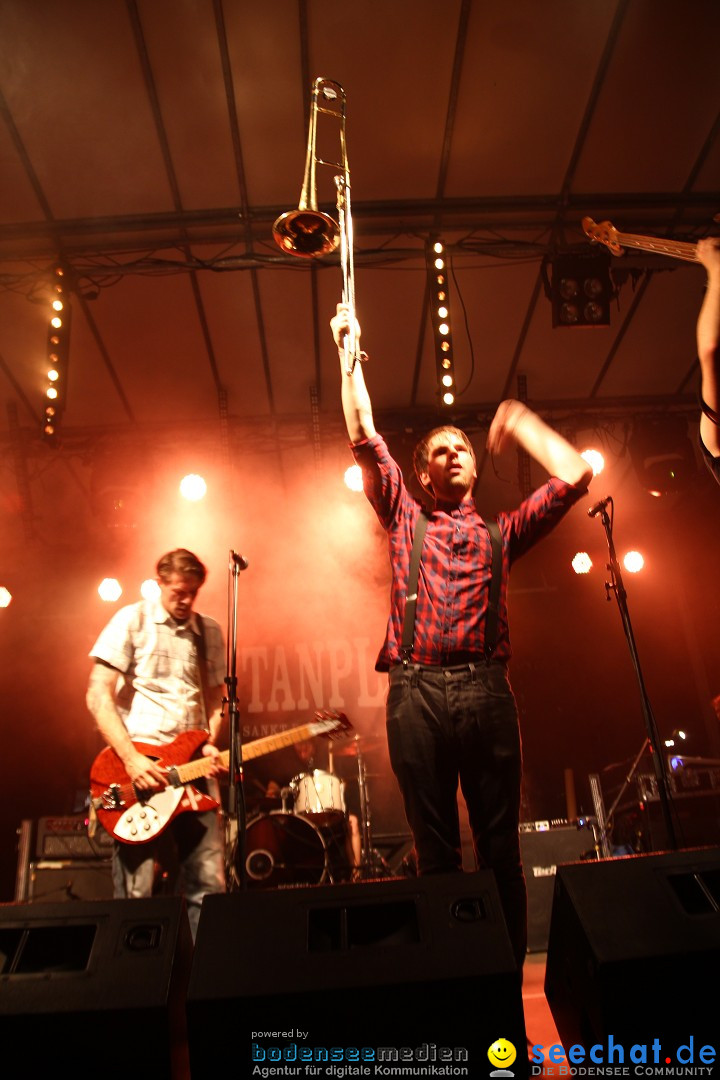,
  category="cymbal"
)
[330,735,385,757]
